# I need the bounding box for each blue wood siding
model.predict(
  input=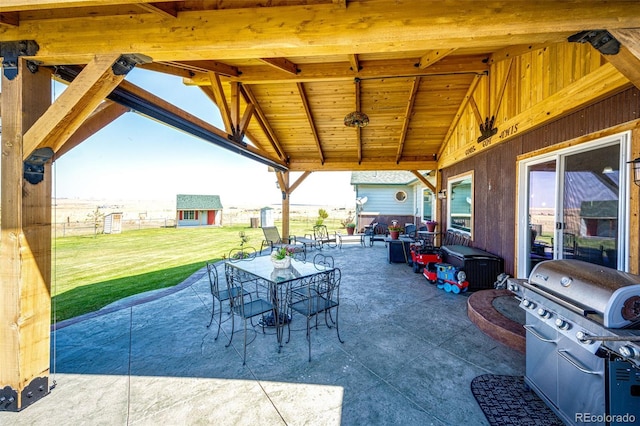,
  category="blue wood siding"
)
[356,185,415,215]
